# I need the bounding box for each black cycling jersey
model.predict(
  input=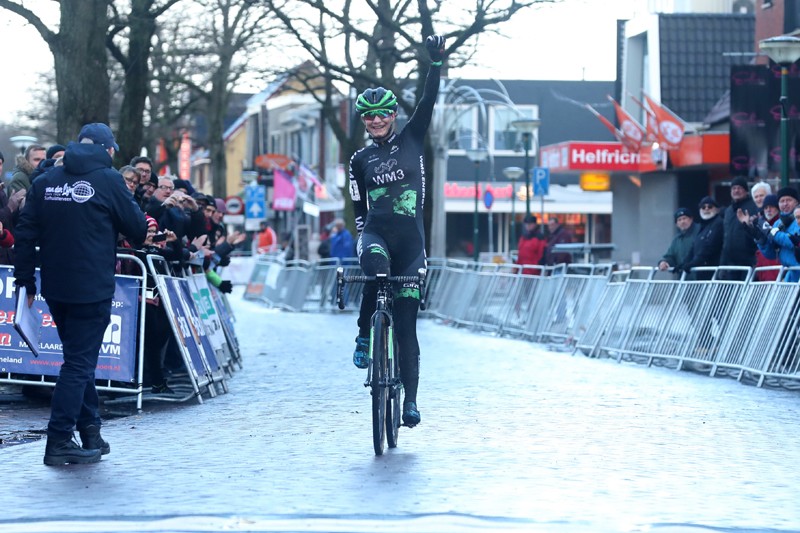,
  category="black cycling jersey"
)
[348,63,440,262]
